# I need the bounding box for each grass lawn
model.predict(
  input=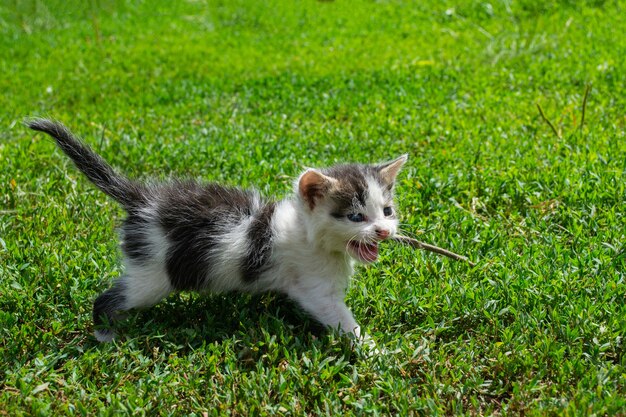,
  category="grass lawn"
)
[1,0,625,415]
